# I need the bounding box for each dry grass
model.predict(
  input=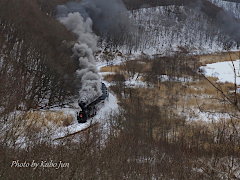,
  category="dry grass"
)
[102,56,239,120]
[198,51,240,65]
[100,65,122,73]
[23,111,74,128]
[103,74,116,82]
[188,77,233,95]
[122,77,237,116]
